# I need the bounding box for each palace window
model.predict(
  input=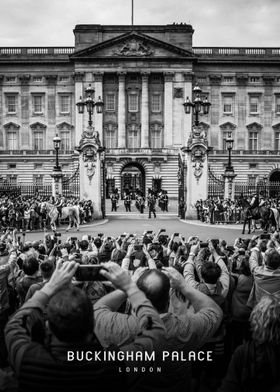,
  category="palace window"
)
[223,76,233,83]
[6,94,17,114]
[275,131,280,151]
[6,76,16,83]
[59,94,70,114]
[59,76,69,82]
[128,93,139,112]
[33,76,43,82]
[33,175,43,187]
[7,131,18,150]
[151,93,162,113]
[127,124,140,148]
[32,94,44,114]
[105,93,116,111]
[222,131,233,150]
[249,96,259,114]
[7,175,17,186]
[33,131,44,150]
[249,131,258,150]
[223,95,234,114]
[275,96,280,114]
[60,131,70,150]
[104,123,117,148]
[150,123,162,148]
